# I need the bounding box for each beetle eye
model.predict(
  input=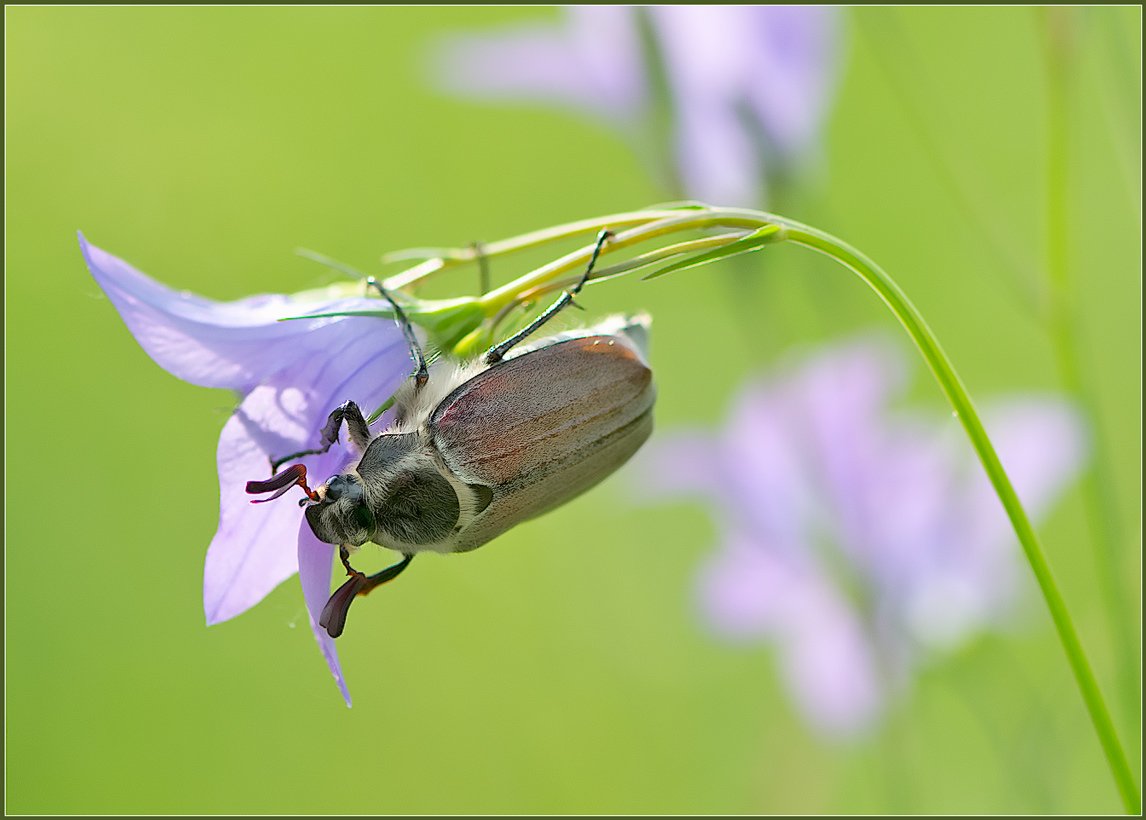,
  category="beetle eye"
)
[324,475,345,502]
[352,504,375,532]
[325,474,364,504]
